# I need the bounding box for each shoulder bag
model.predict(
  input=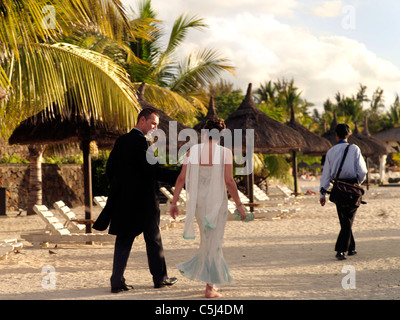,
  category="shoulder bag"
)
[328,144,365,207]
